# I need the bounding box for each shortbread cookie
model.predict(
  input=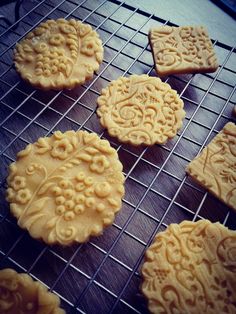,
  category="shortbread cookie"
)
[0,268,65,314]
[6,130,124,245]
[14,18,103,90]
[97,74,185,146]
[149,25,218,76]
[141,220,236,314]
[186,122,236,211]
